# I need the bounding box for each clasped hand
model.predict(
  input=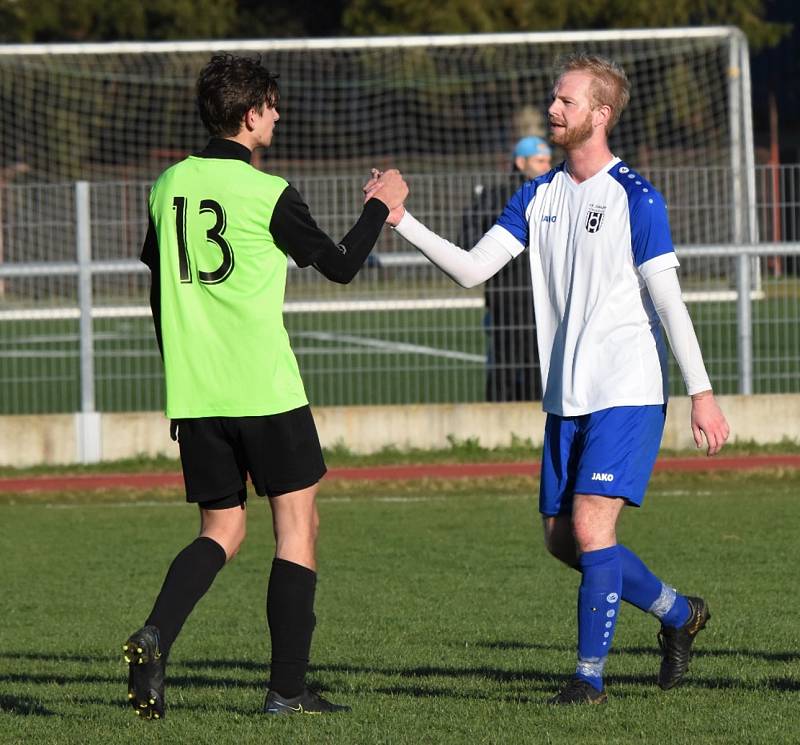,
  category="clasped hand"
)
[363,168,407,226]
